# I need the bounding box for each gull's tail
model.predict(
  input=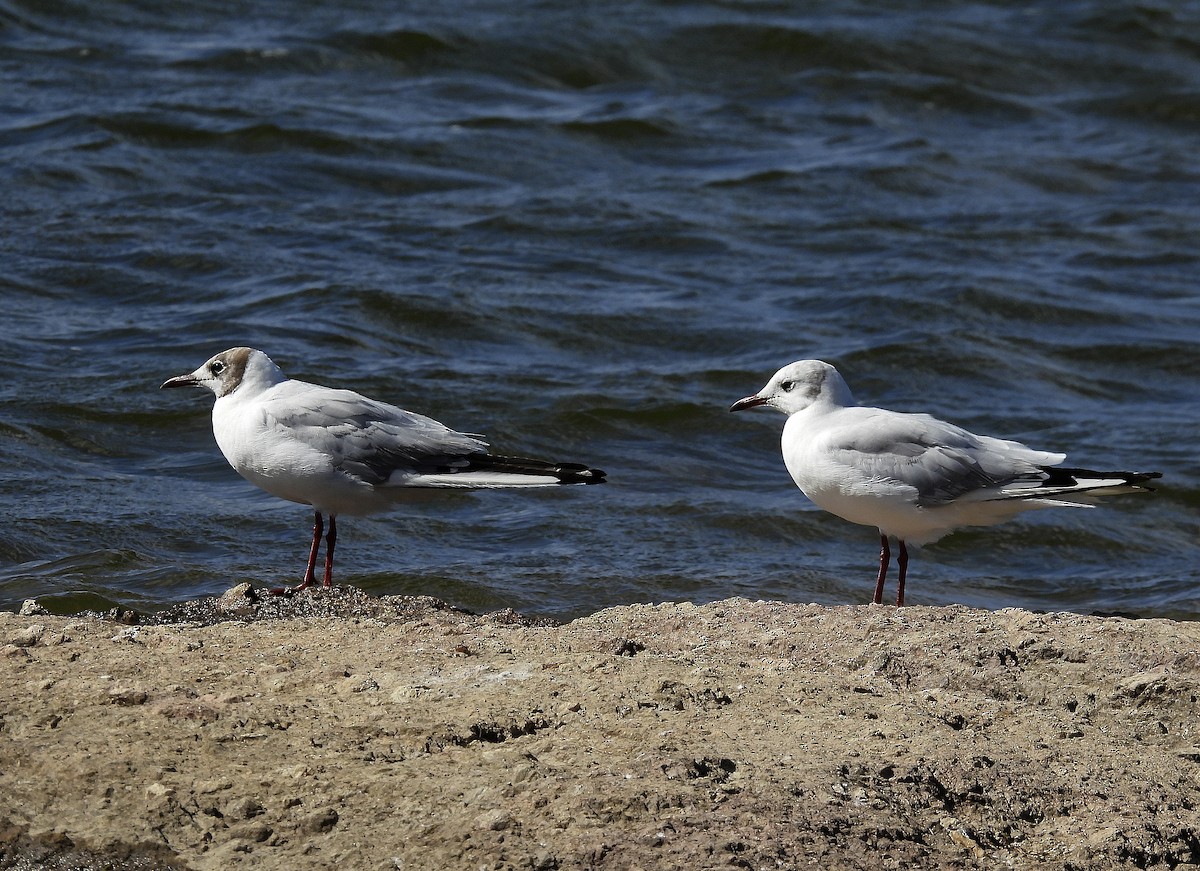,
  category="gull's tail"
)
[997,467,1162,504]
[406,454,607,489]
[1042,467,1160,493]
